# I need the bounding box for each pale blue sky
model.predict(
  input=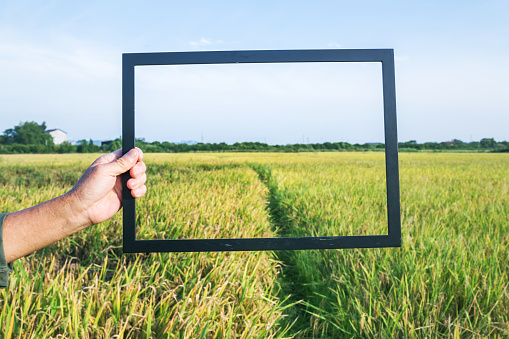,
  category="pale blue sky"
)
[1,1,508,144]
